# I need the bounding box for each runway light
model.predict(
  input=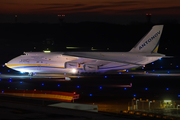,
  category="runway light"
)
[119,72,121,74]
[105,76,107,78]
[124,87,127,90]
[145,88,148,90]
[152,63,154,65]
[2,91,4,93]
[134,94,136,97]
[90,94,92,96]
[166,88,169,90]
[20,81,22,83]
[77,86,79,88]
[42,83,44,86]
[58,84,60,87]
[100,87,102,89]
